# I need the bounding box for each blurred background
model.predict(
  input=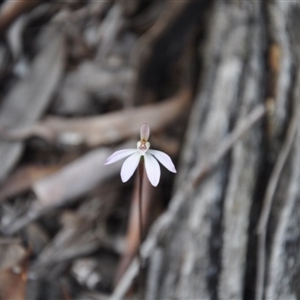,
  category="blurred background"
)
[0,0,299,299]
